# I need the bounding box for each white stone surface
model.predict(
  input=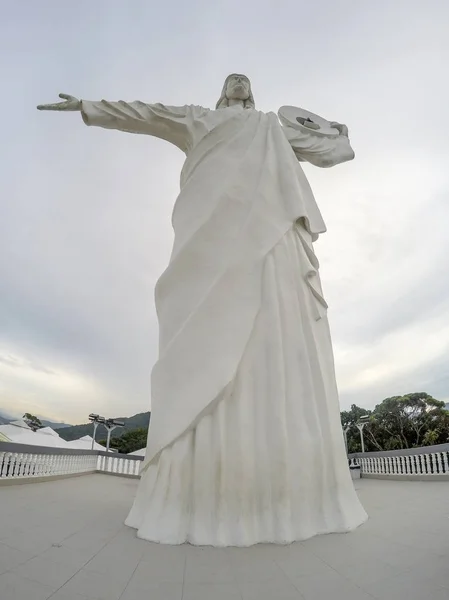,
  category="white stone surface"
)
[37,75,361,545]
[1,475,449,599]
